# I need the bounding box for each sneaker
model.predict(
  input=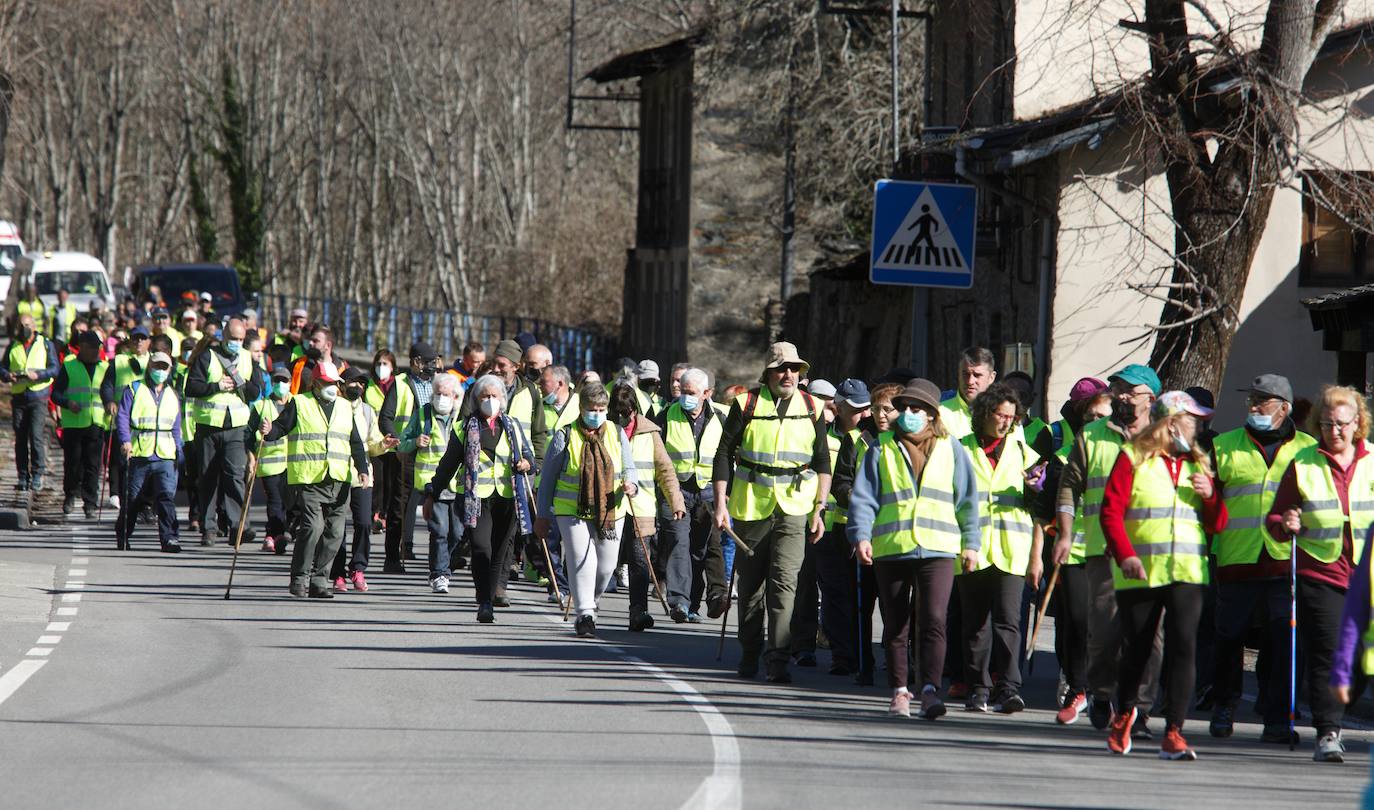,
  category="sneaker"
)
[31,475,44,492]
[84,505,97,520]
[289,582,308,598]
[260,535,276,553]
[920,686,947,720]
[965,690,989,713]
[200,531,216,547]
[333,576,348,593]
[109,495,120,509]
[687,611,702,623]
[1260,723,1300,745]
[574,614,596,638]
[492,594,511,608]
[994,691,1026,714]
[1209,704,1235,738]
[547,592,562,604]
[308,585,334,599]
[160,541,182,554]
[350,571,368,592]
[948,681,971,701]
[1160,725,1197,761]
[1314,731,1345,763]
[431,575,449,594]
[615,564,629,587]
[889,691,912,718]
[1132,716,1153,741]
[705,594,727,619]
[1108,707,1136,755]
[629,611,655,632]
[794,651,818,668]
[1088,695,1112,730]
[477,603,495,623]
[1056,692,1087,725]
[670,605,689,624]
[63,495,76,514]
